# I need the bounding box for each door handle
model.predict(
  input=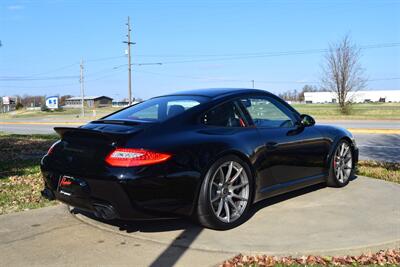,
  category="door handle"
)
[265,142,278,150]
